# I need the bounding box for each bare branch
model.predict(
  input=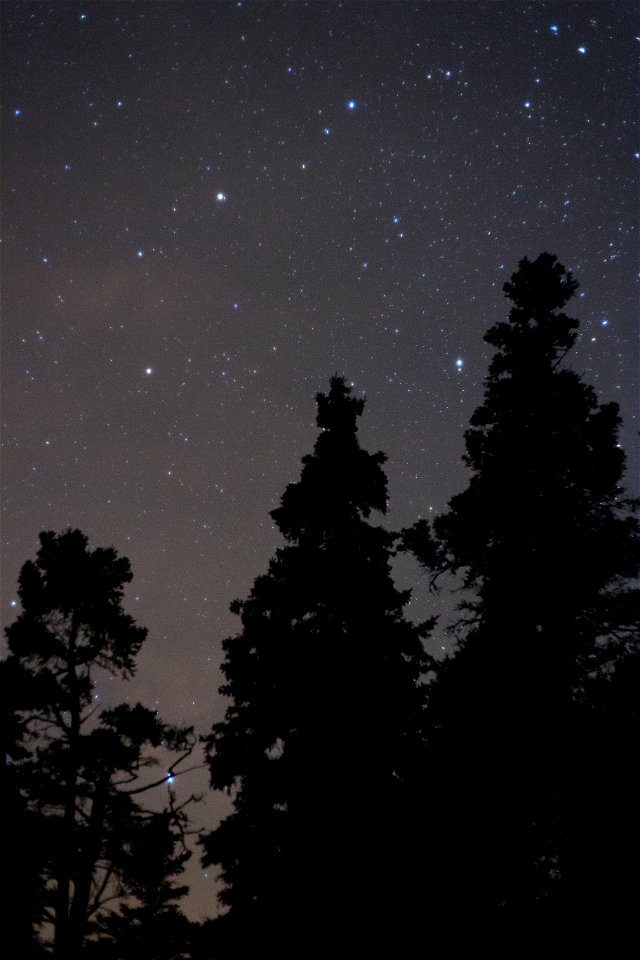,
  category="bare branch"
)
[88,865,117,917]
[118,744,202,796]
